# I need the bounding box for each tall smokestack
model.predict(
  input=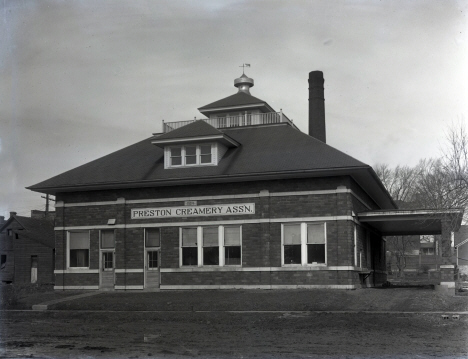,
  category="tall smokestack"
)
[308,71,326,143]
